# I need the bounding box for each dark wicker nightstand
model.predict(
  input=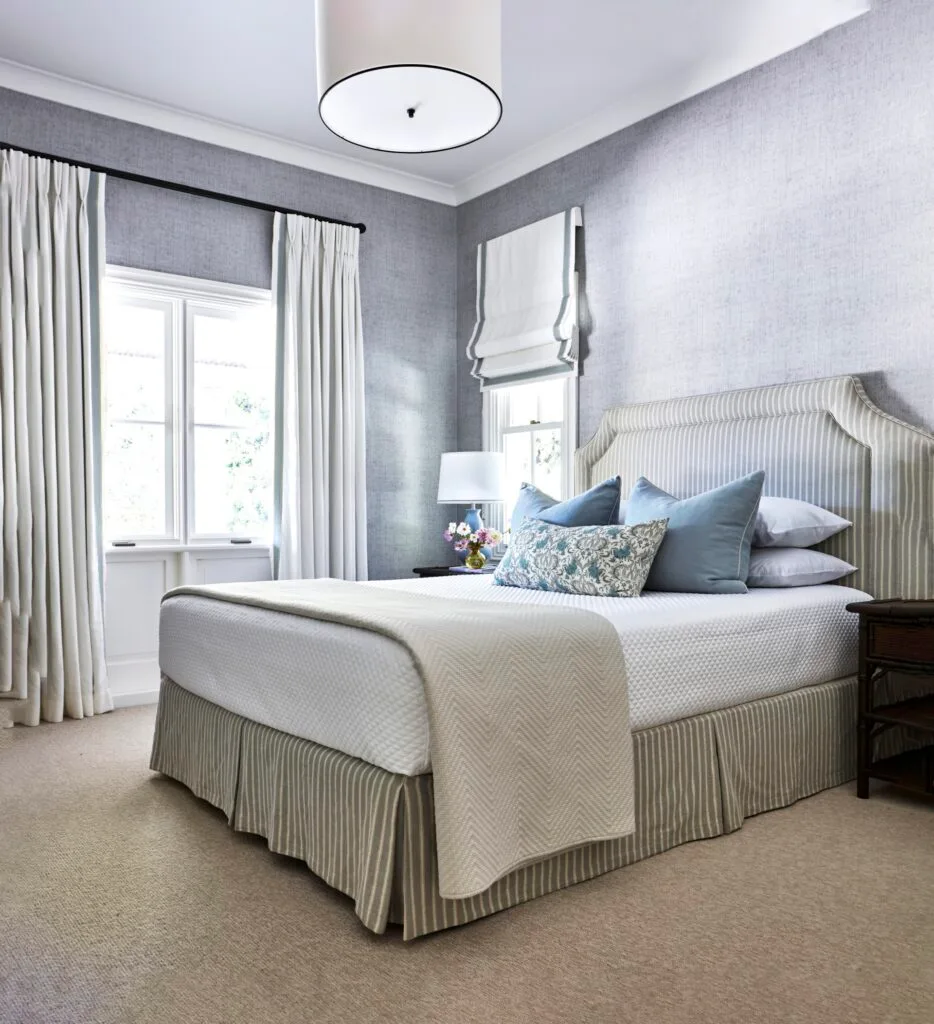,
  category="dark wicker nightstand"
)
[847,599,934,800]
[413,565,496,578]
